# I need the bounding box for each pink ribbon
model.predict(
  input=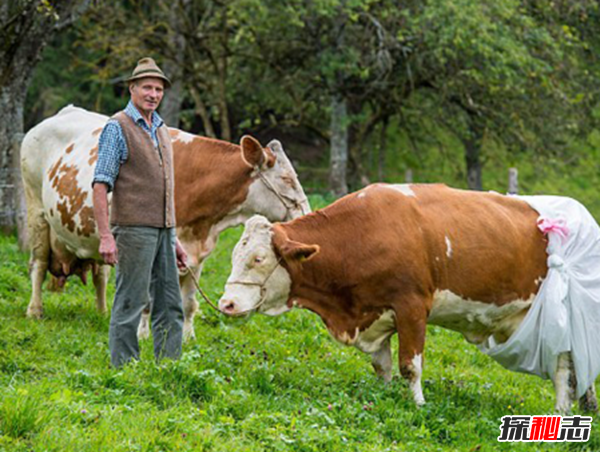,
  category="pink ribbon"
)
[537,217,569,242]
